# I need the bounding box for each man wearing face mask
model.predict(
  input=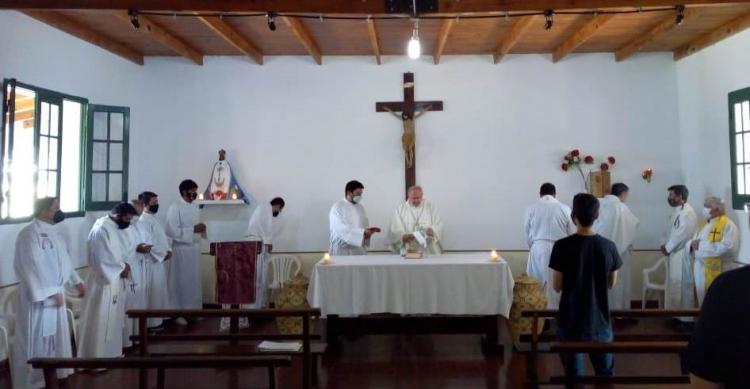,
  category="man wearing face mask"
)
[165,179,206,324]
[660,185,698,312]
[122,199,154,346]
[12,198,86,388]
[79,202,137,359]
[138,191,172,329]
[329,180,381,255]
[688,197,740,307]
